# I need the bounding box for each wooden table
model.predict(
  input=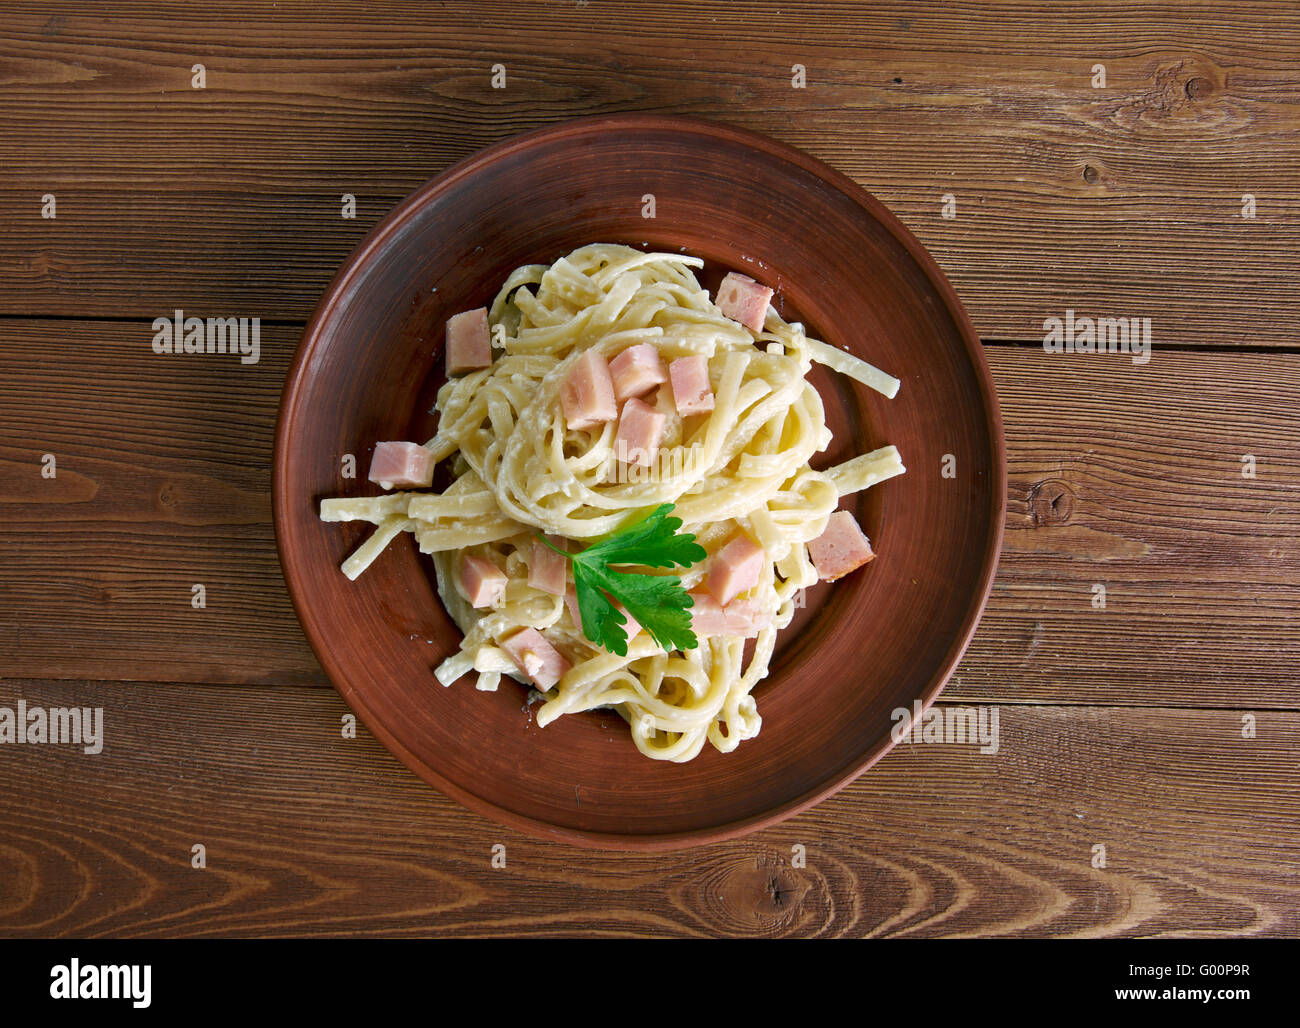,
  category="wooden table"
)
[2,2,1296,938]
